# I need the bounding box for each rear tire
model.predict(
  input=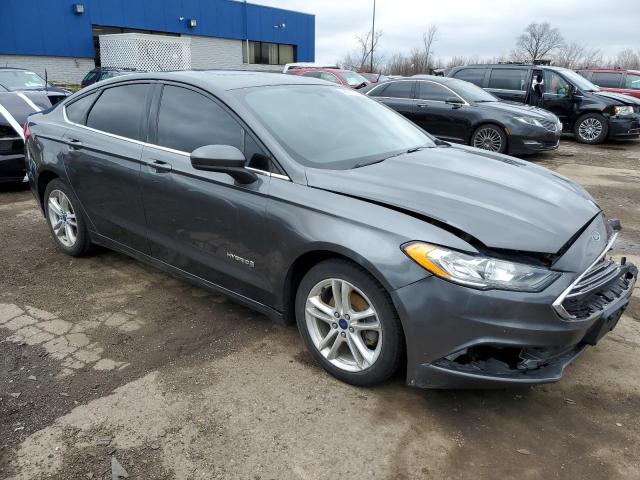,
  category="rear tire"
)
[44,179,94,257]
[295,259,404,387]
[471,124,507,153]
[574,113,608,144]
